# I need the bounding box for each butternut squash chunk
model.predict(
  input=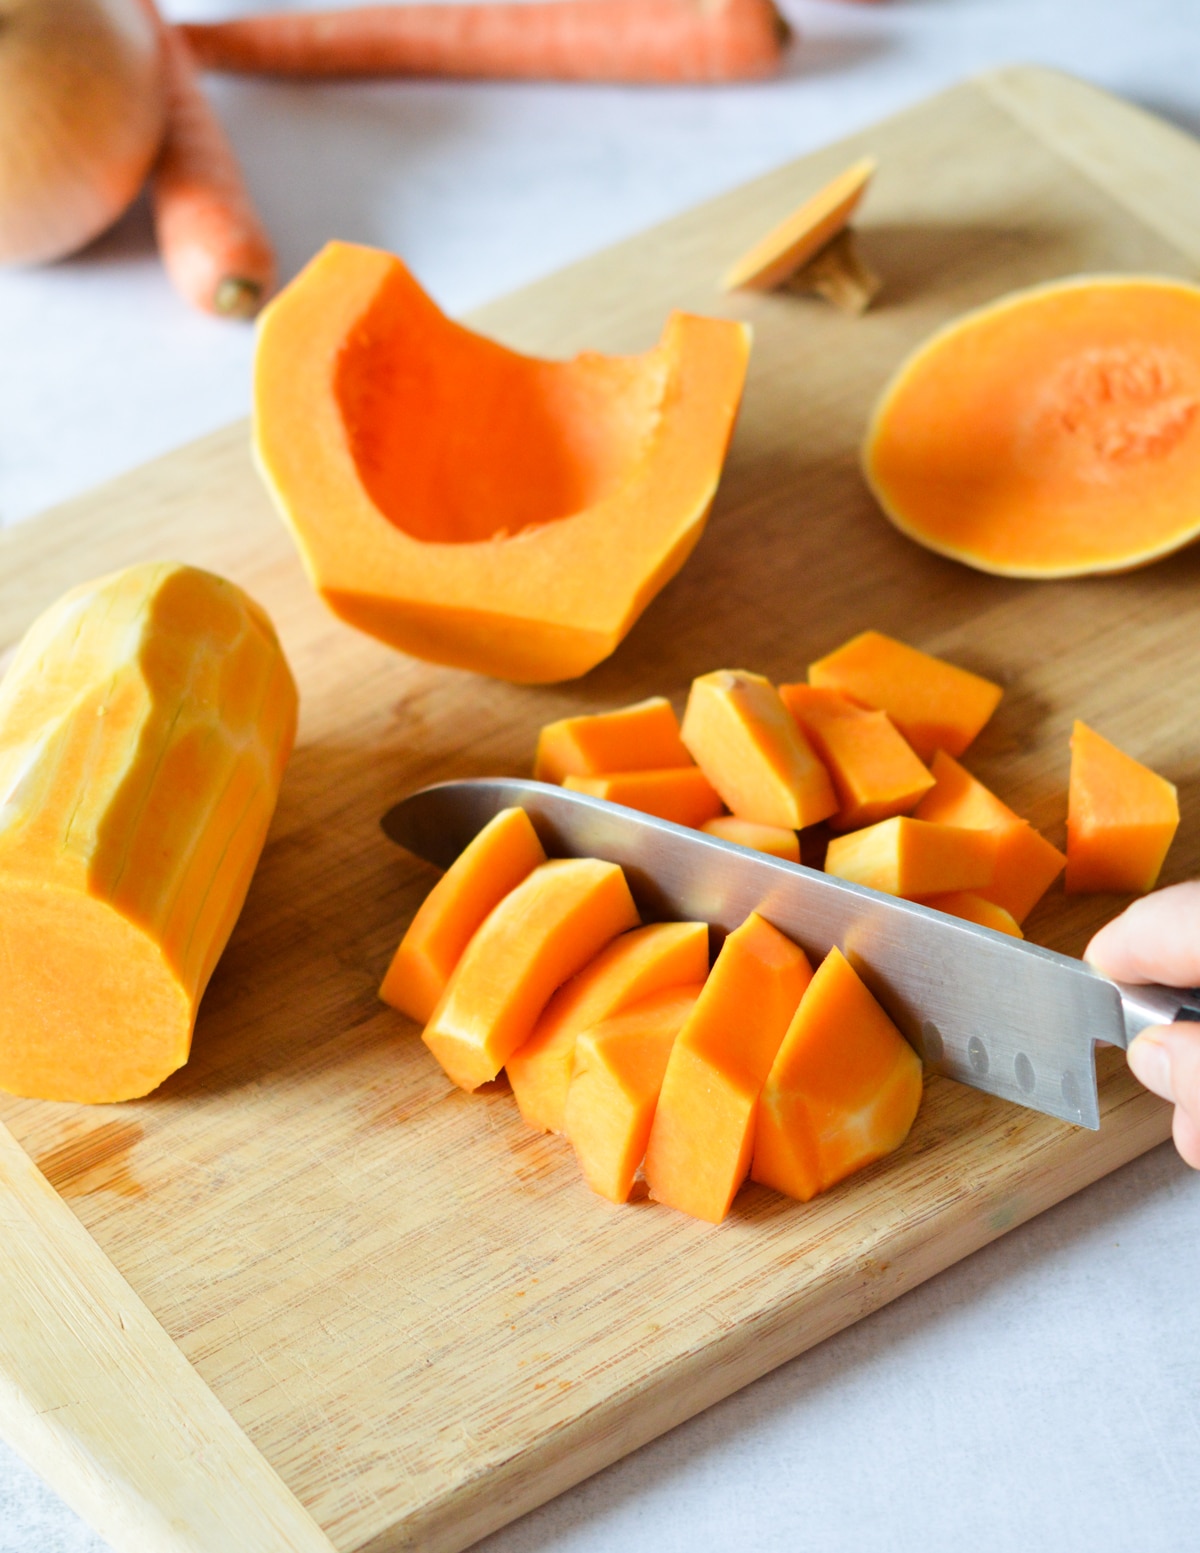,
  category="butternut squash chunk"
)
[507,919,710,1133]
[422,858,639,1090]
[779,682,934,830]
[701,816,800,862]
[644,911,812,1223]
[919,891,1023,938]
[379,806,546,1023]
[564,984,704,1205]
[255,242,752,683]
[808,630,1001,760]
[863,276,1200,577]
[680,669,836,830]
[534,697,691,784]
[0,562,297,1104]
[562,767,724,827]
[913,751,1065,923]
[751,948,922,1203]
[1066,721,1179,893]
[824,816,998,899]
